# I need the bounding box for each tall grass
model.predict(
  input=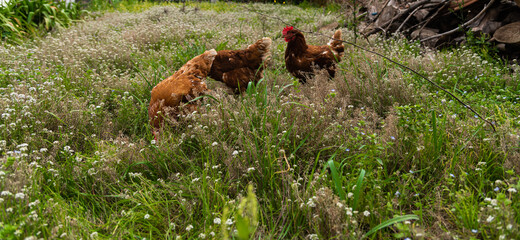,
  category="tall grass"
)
[0,0,85,43]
